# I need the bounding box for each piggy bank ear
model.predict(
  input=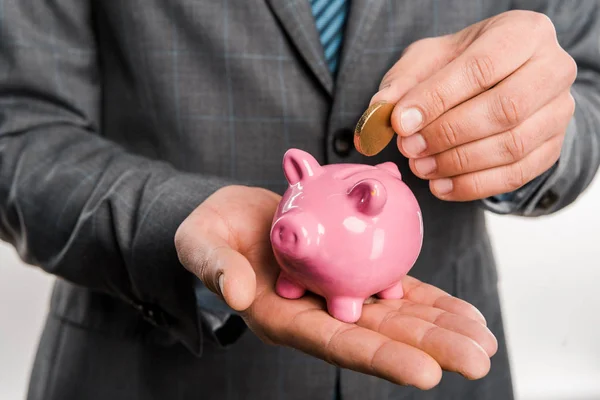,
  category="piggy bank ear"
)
[347,179,387,216]
[376,162,402,180]
[282,148,323,185]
